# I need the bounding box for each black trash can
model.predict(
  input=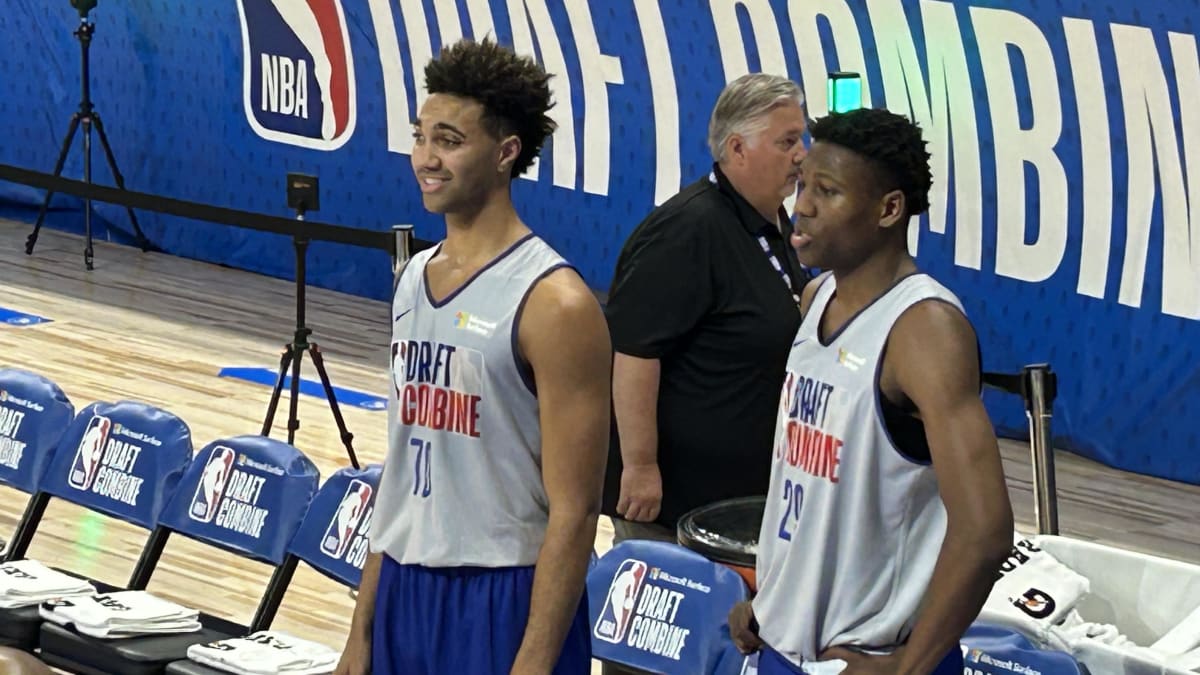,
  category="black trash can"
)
[676,496,765,592]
